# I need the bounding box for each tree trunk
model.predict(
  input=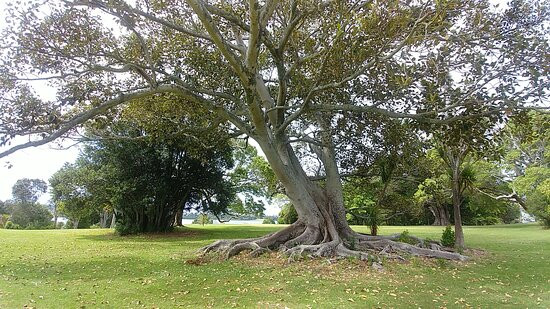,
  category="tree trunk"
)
[99,211,109,228]
[451,161,465,250]
[175,208,183,226]
[429,205,451,226]
[73,219,80,229]
[110,212,116,228]
[200,133,467,261]
[53,203,58,229]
